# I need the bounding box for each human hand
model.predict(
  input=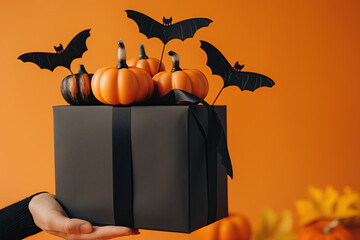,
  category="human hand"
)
[29,193,139,239]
